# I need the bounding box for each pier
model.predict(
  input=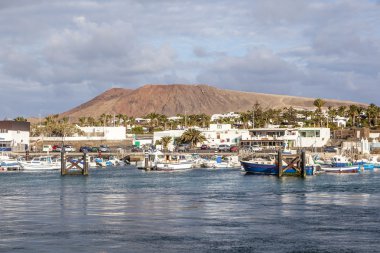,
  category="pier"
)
[60,150,89,176]
[277,150,306,178]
